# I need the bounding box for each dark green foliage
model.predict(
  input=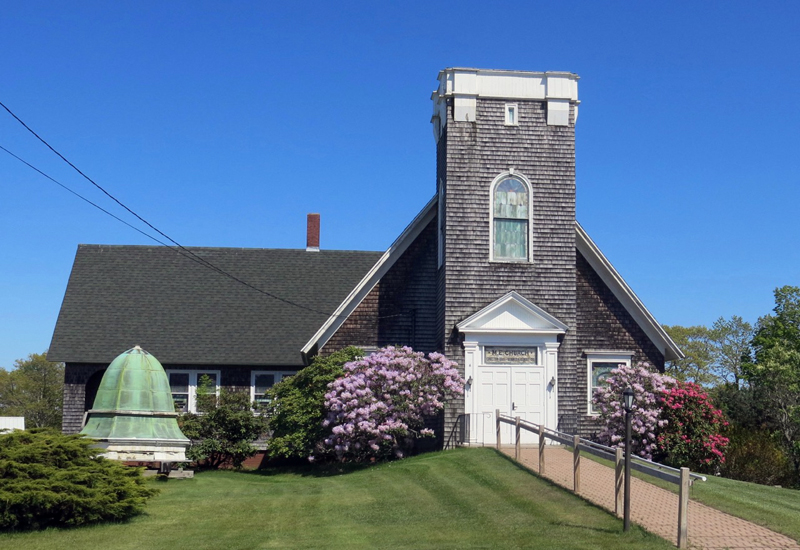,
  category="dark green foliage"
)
[0,429,157,530]
[178,387,269,469]
[265,347,362,462]
[720,426,795,487]
[744,286,800,477]
[0,352,64,429]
